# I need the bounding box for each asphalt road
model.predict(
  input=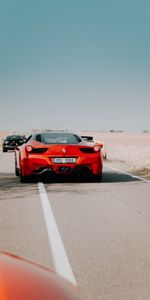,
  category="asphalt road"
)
[0,151,150,300]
